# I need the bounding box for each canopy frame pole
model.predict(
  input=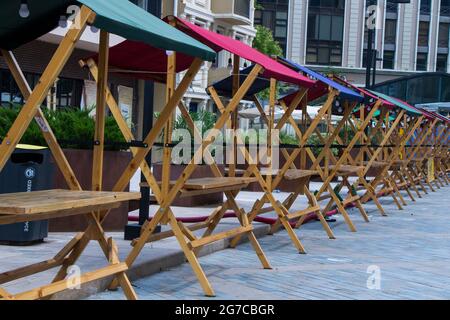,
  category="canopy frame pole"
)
[111,64,271,297]
[386,115,425,201]
[112,58,203,193]
[0,50,81,191]
[84,59,271,295]
[229,89,335,249]
[267,95,336,240]
[0,5,93,172]
[80,58,163,202]
[359,109,407,209]
[0,6,137,300]
[349,105,406,209]
[312,98,381,231]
